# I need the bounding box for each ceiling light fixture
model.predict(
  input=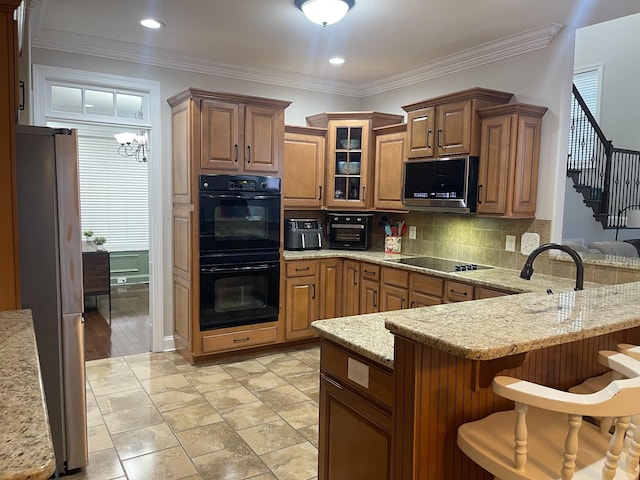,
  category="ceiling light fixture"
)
[114,131,149,163]
[295,0,354,26]
[140,18,164,29]
[329,57,345,65]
